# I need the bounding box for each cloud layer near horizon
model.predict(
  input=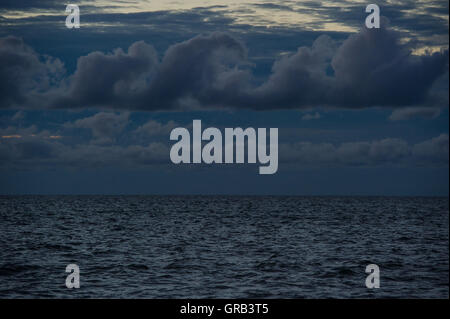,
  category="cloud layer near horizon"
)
[1,115,448,170]
[1,22,448,111]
